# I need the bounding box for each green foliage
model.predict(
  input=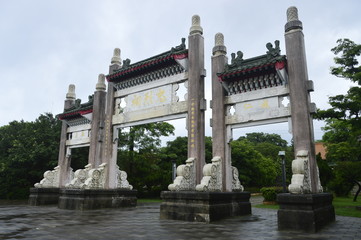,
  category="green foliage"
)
[117,122,175,197]
[70,147,89,170]
[330,38,361,84]
[316,153,334,189]
[238,132,288,148]
[118,122,175,153]
[329,161,361,196]
[260,187,282,202]
[315,38,361,164]
[0,113,61,199]
[235,133,293,188]
[231,139,278,187]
